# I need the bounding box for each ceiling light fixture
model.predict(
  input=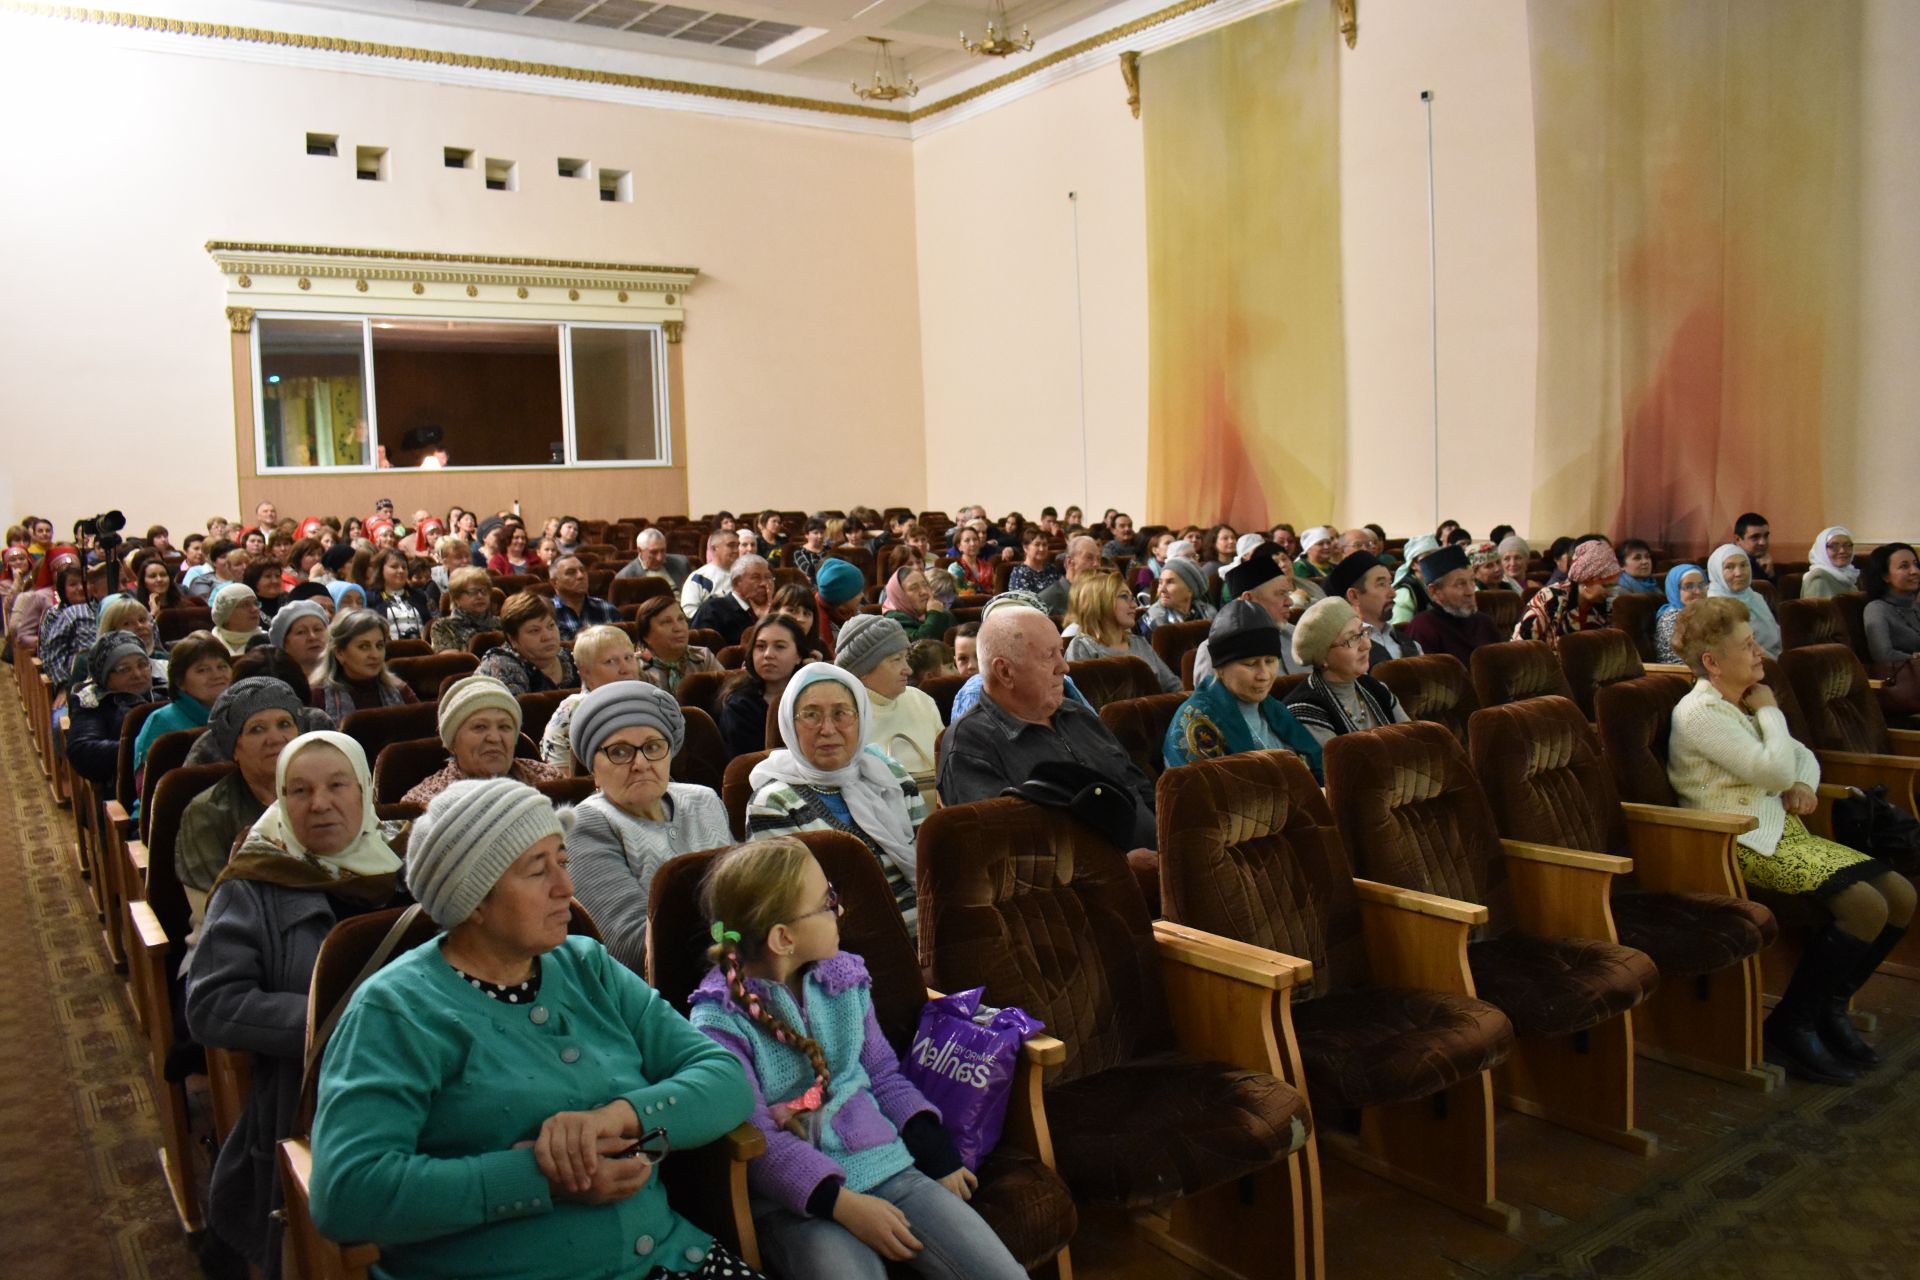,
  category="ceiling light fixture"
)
[851,37,918,101]
[961,0,1034,57]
